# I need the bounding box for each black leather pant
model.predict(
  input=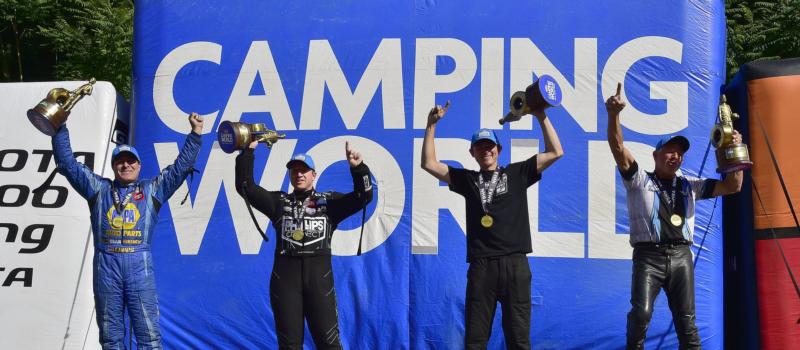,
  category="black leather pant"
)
[626,244,701,350]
